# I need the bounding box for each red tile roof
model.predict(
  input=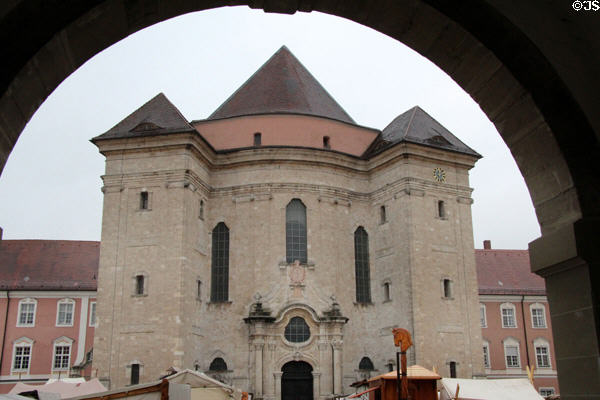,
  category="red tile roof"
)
[93,93,194,141]
[475,249,546,295]
[0,240,99,291]
[208,46,356,124]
